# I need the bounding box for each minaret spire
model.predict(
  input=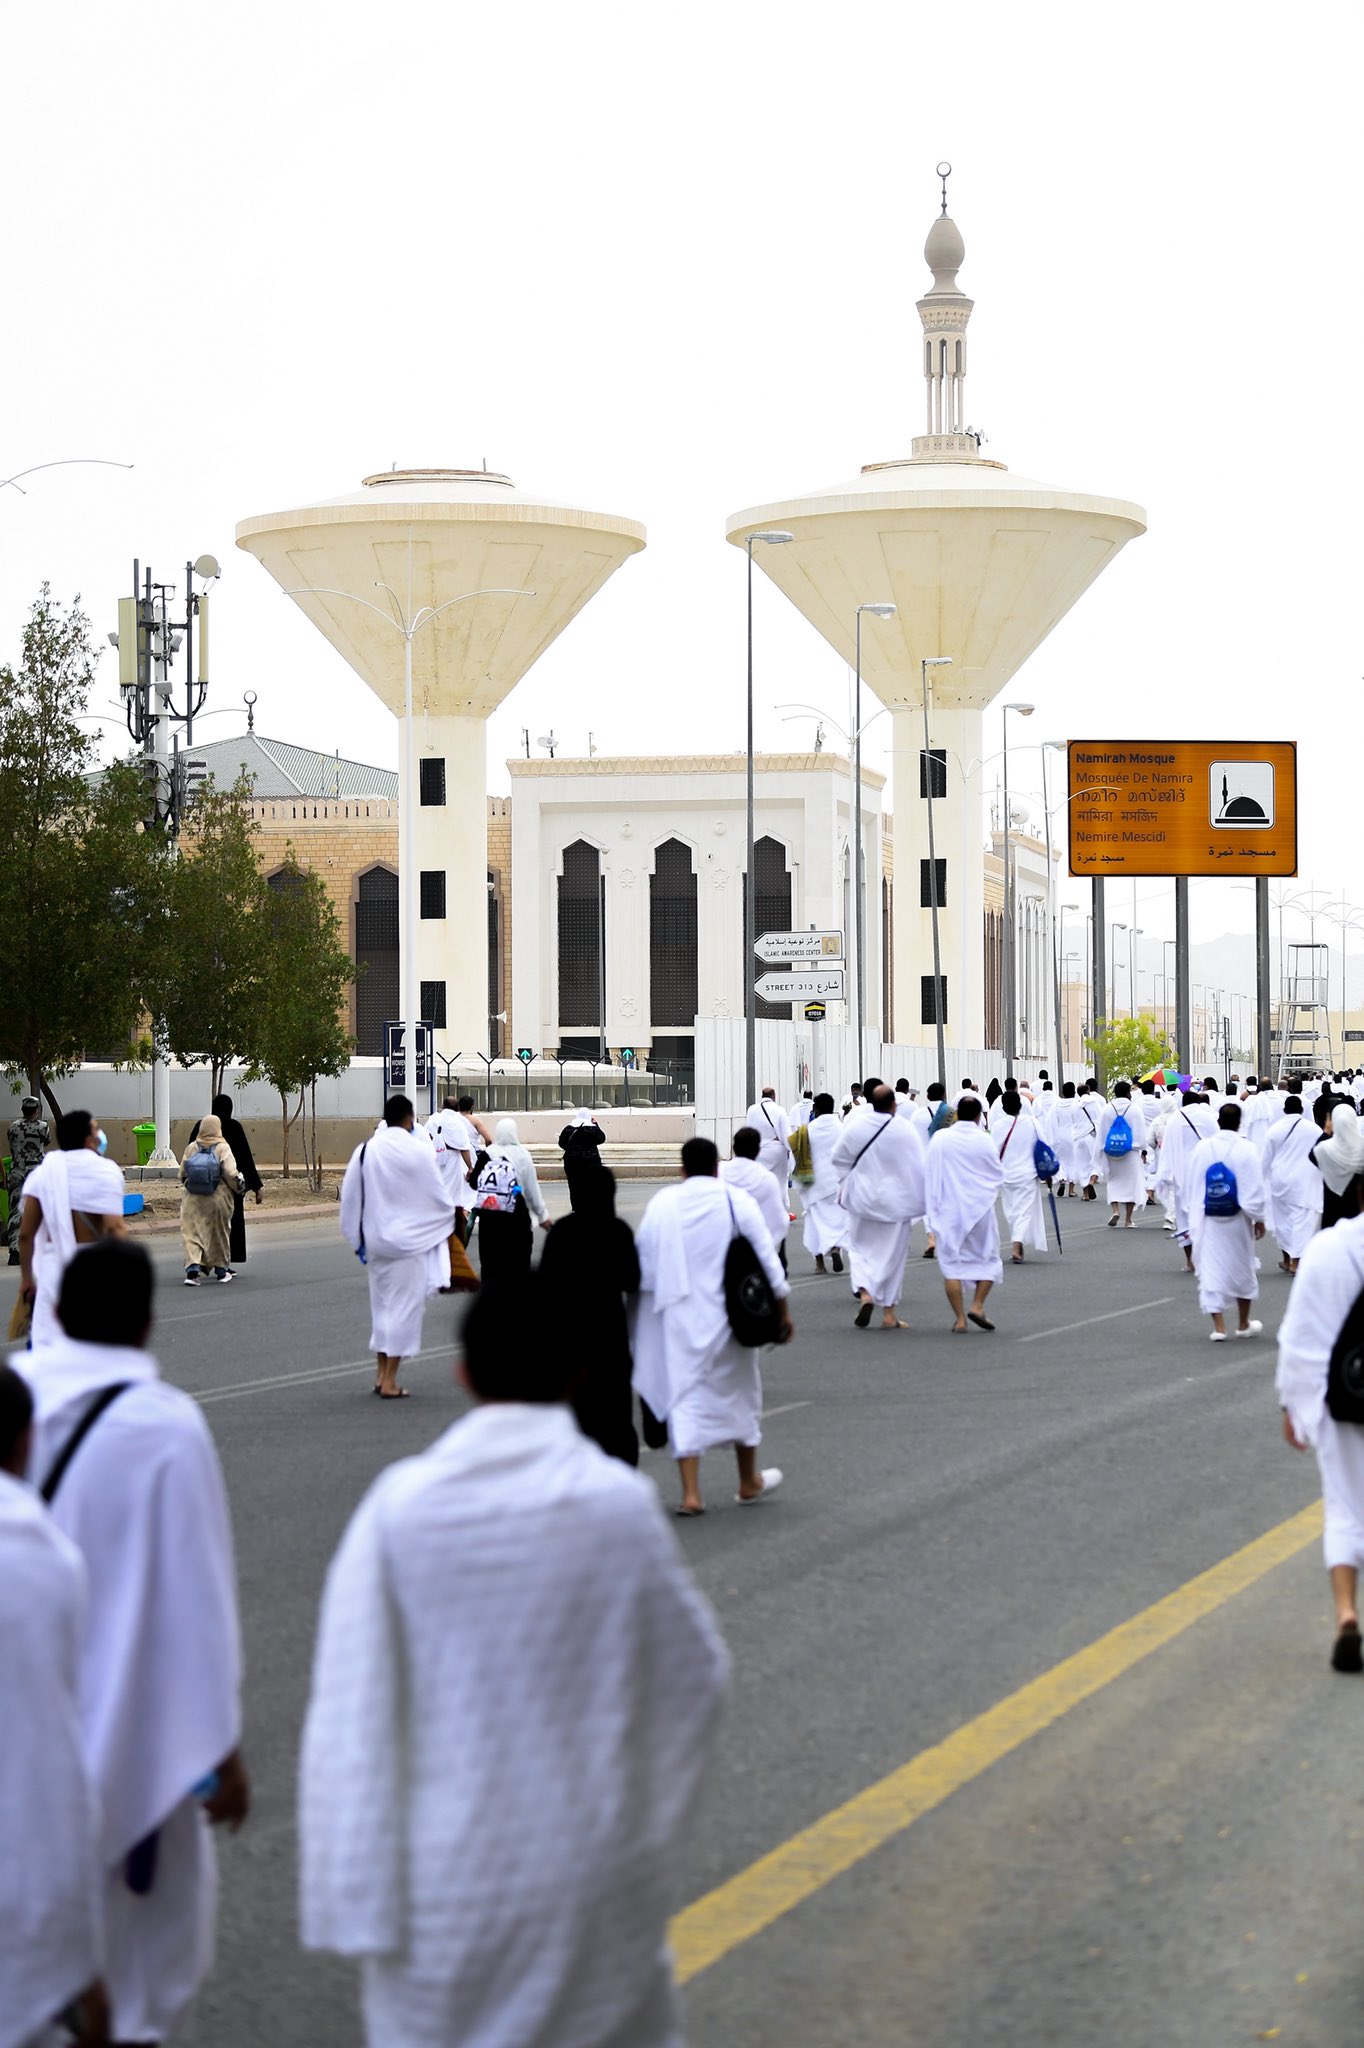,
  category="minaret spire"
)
[912,163,980,461]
